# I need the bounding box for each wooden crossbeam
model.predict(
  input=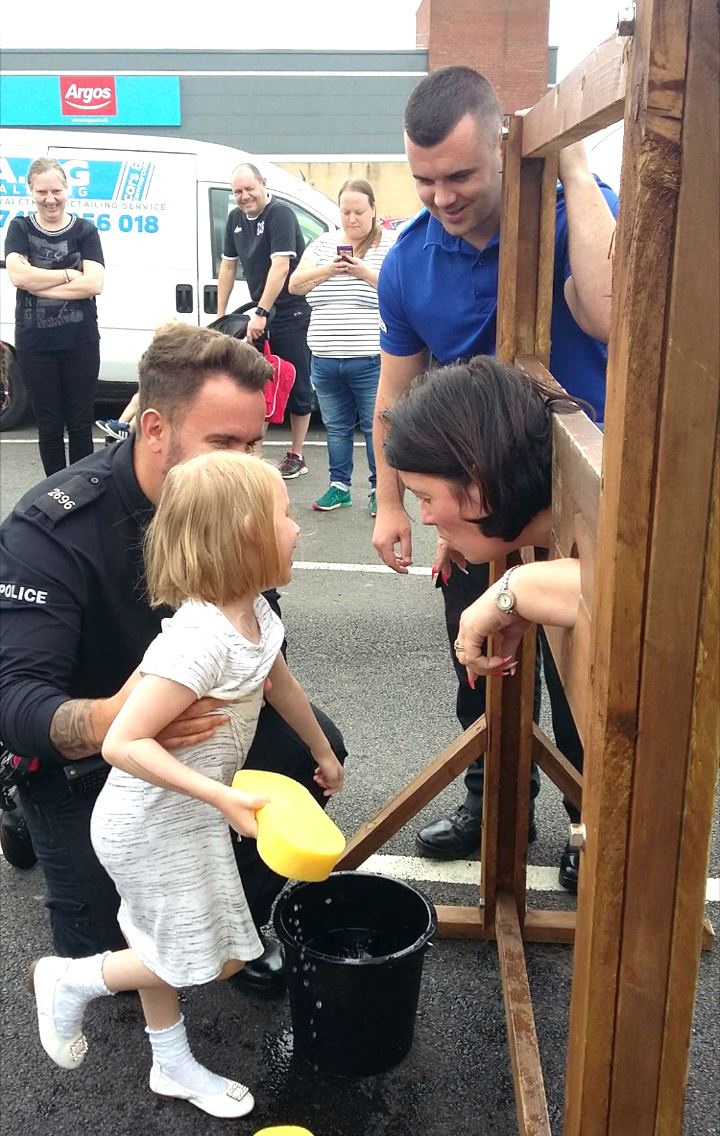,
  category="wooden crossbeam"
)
[435,907,715,951]
[334,716,487,871]
[496,890,552,1136]
[532,725,582,813]
[522,34,629,158]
